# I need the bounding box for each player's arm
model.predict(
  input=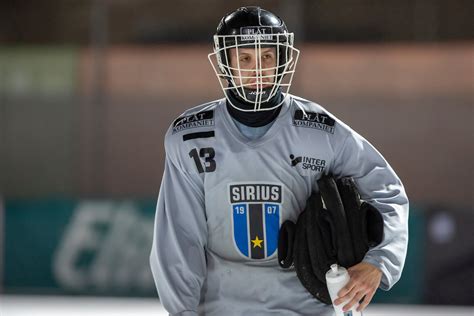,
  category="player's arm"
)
[330,129,409,310]
[149,146,207,316]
